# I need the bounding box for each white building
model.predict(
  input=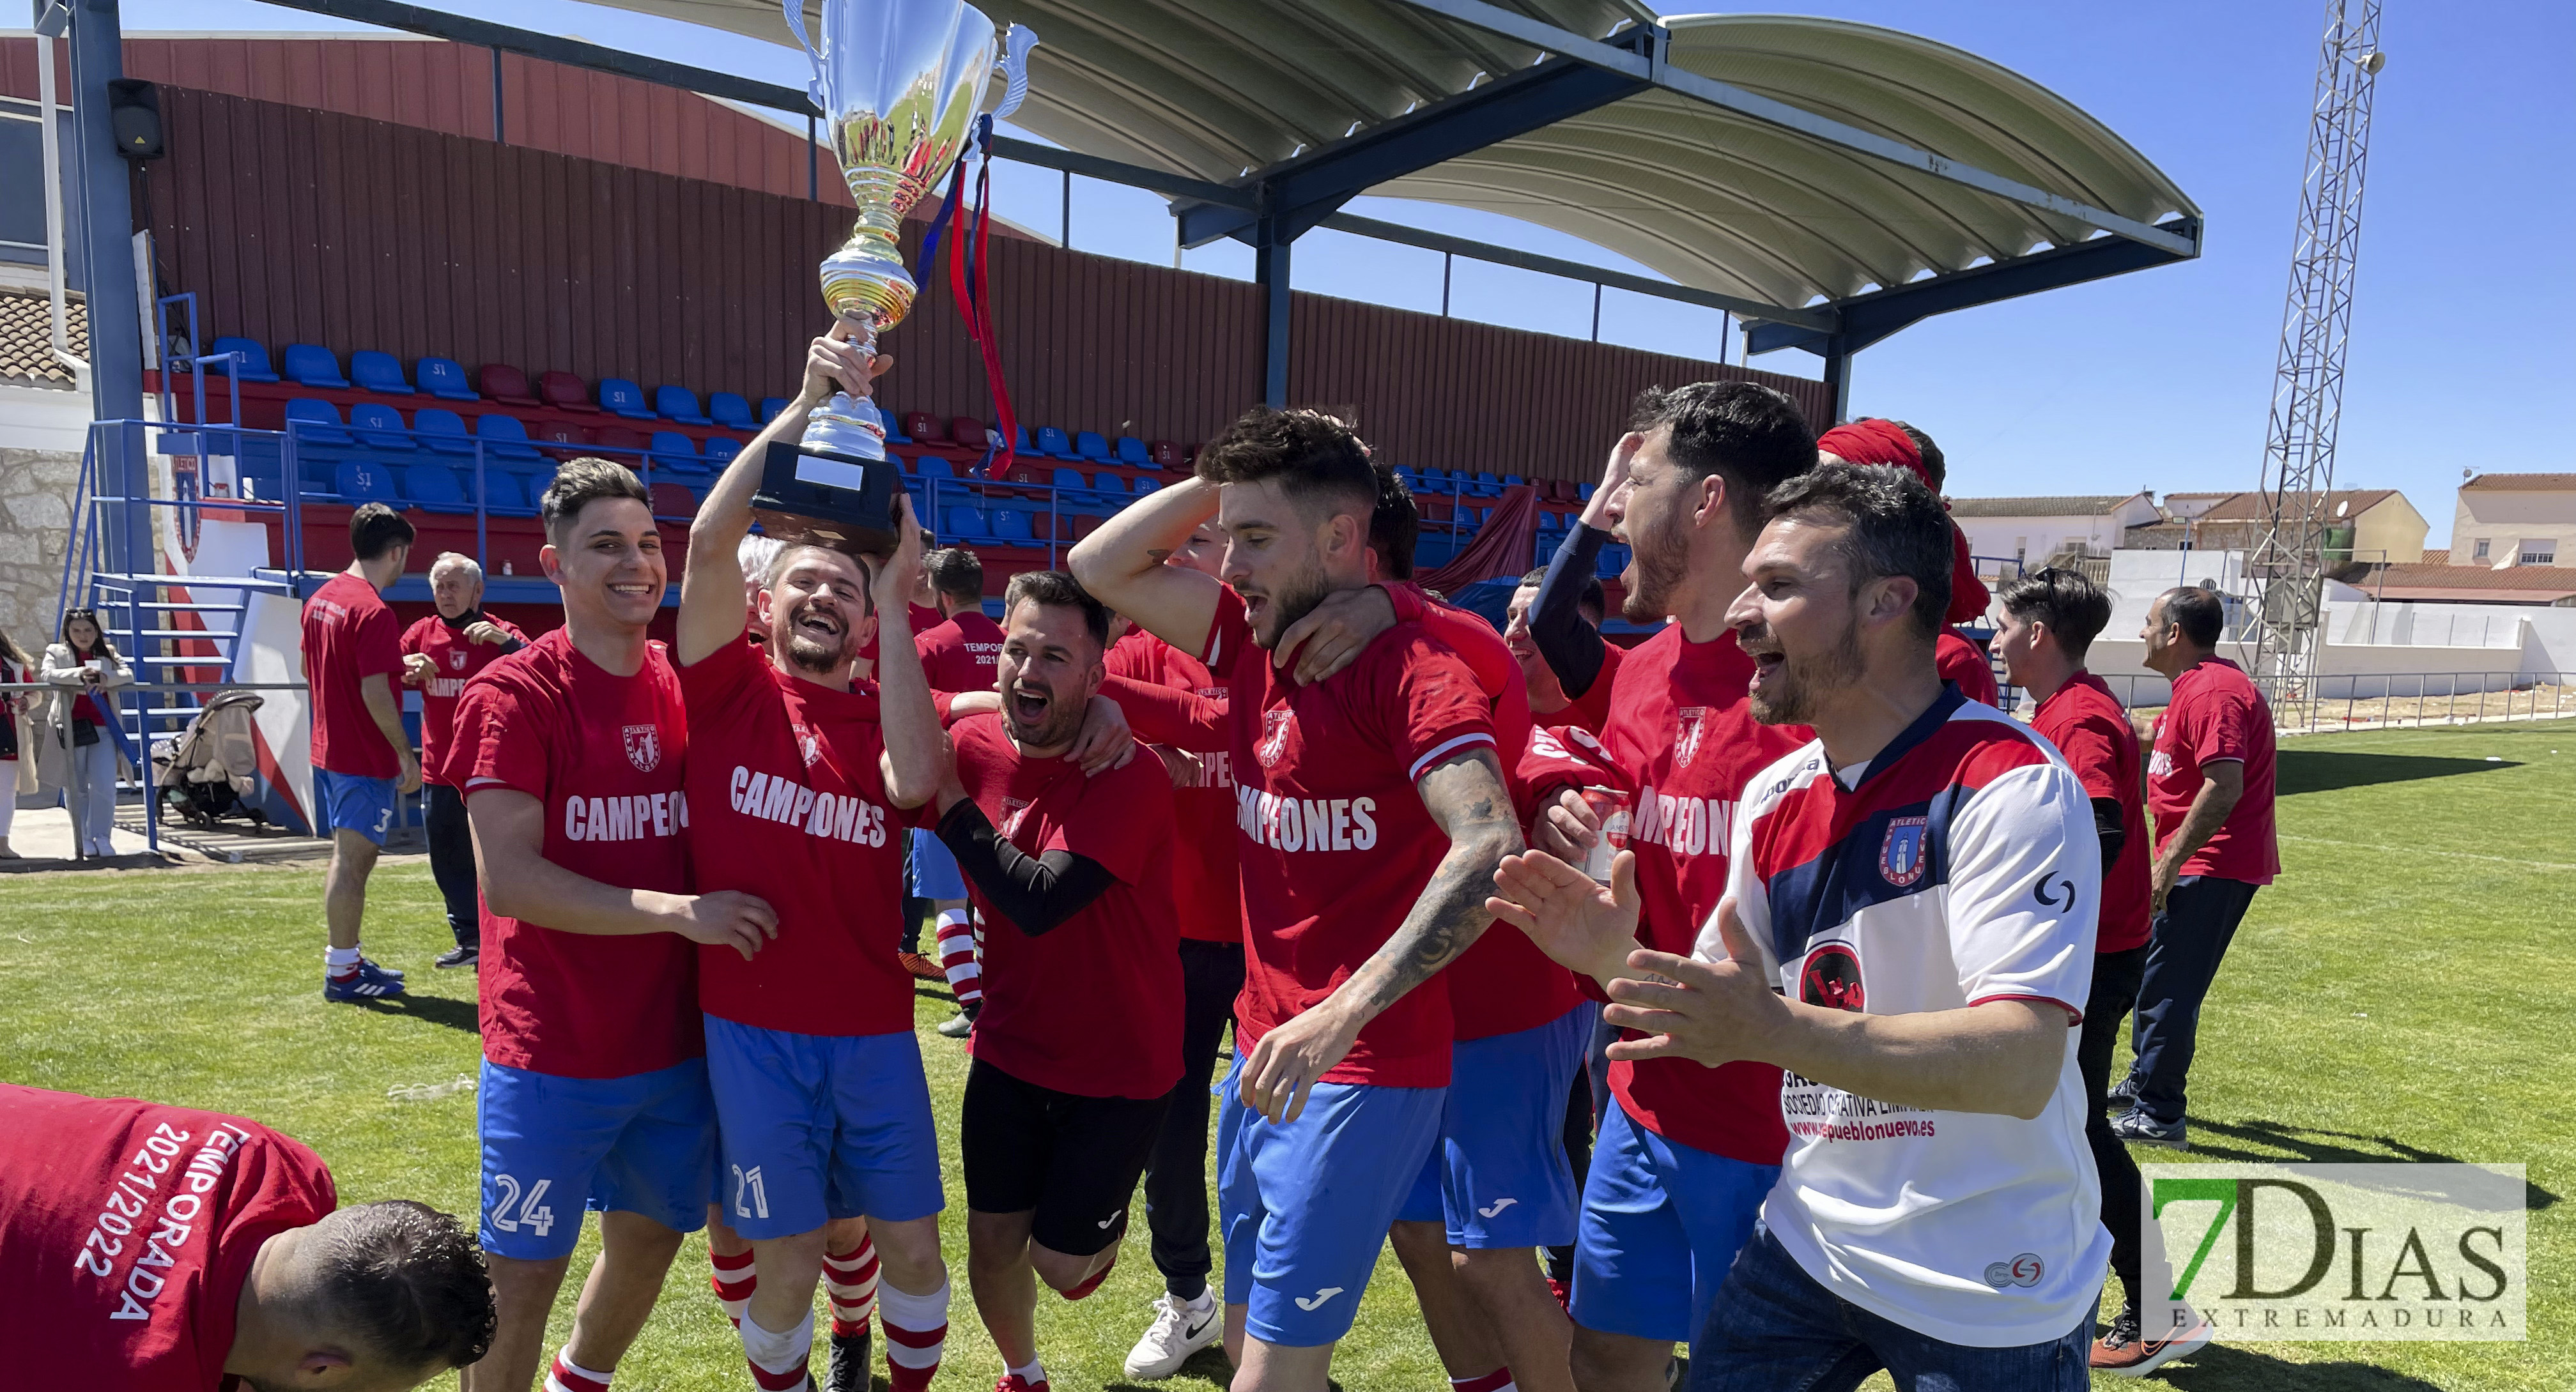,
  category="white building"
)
[1946,492,2162,572]
[2451,473,2573,569]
